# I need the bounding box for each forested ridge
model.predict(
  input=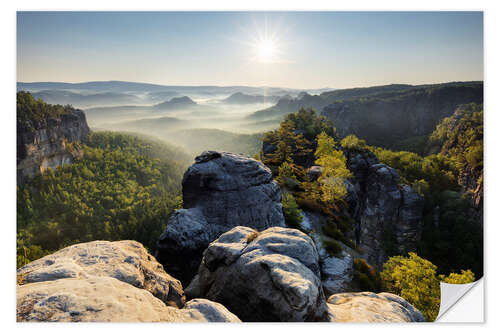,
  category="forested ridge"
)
[17,131,190,267]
